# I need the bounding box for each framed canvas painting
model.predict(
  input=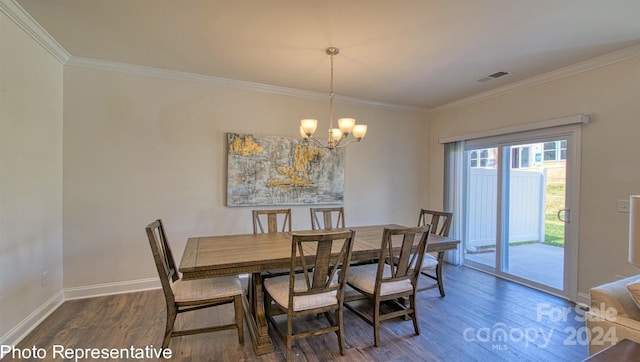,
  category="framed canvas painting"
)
[226,133,344,206]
